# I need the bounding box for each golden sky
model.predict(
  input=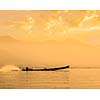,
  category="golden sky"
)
[0,10,100,45]
[1,10,100,66]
